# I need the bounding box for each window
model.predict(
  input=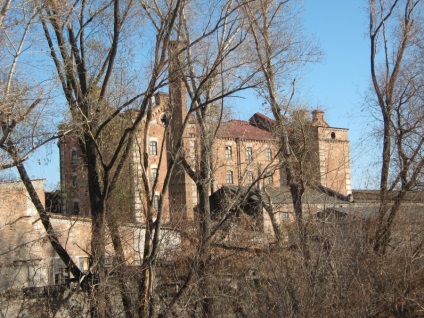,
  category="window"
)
[247,172,253,185]
[280,212,289,223]
[266,148,272,161]
[71,148,78,165]
[78,257,89,273]
[73,200,80,215]
[72,174,78,187]
[331,132,336,139]
[266,175,273,185]
[246,147,253,161]
[151,167,158,183]
[149,140,158,156]
[225,145,232,159]
[52,258,69,285]
[226,170,234,184]
[153,195,159,210]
